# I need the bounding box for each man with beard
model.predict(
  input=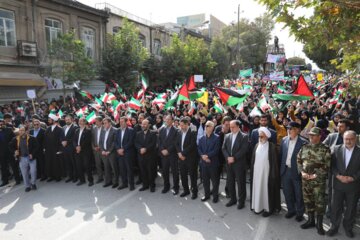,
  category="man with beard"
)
[158,115,179,195]
[135,119,157,192]
[62,114,78,183]
[91,116,104,184]
[29,119,46,181]
[44,114,64,182]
